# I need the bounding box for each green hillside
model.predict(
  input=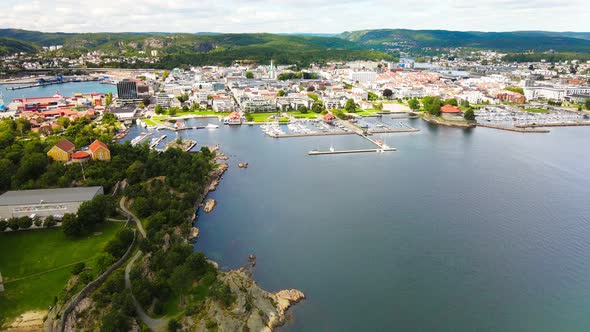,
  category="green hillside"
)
[339,29,590,53]
[0,29,395,67]
[0,37,37,55]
